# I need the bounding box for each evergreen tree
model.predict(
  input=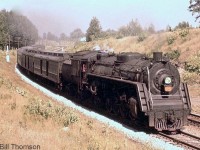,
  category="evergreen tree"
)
[0,9,38,49]
[0,10,8,49]
[175,21,190,29]
[86,17,102,42]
